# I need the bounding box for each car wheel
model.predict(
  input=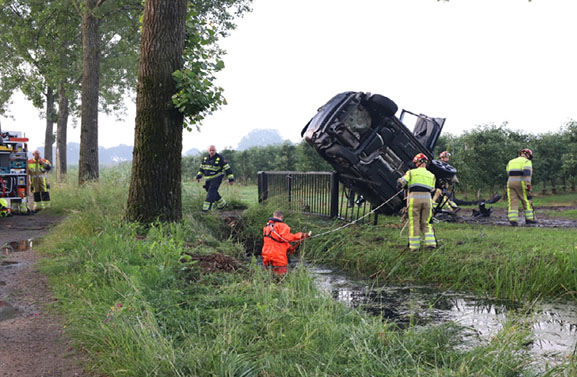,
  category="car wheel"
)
[428,159,457,179]
[367,94,398,117]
